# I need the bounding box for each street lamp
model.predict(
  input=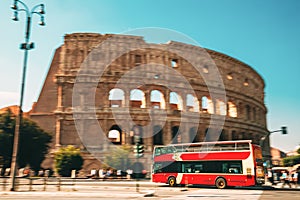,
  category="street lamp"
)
[9,0,45,191]
[260,126,288,169]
